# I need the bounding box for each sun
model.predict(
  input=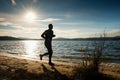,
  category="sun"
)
[25,11,36,21]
